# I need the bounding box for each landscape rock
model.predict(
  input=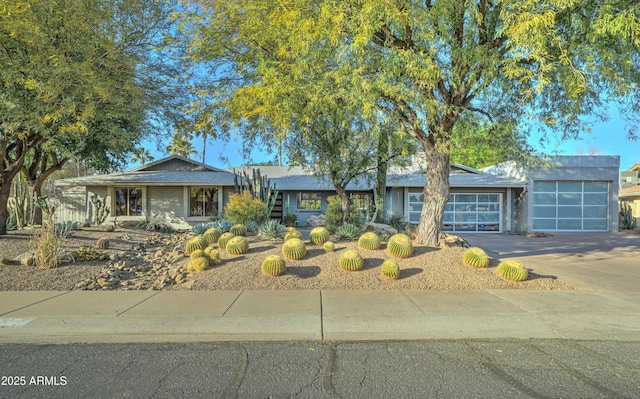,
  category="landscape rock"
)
[307,214,326,227]
[440,233,471,248]
[364,222,398,236]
